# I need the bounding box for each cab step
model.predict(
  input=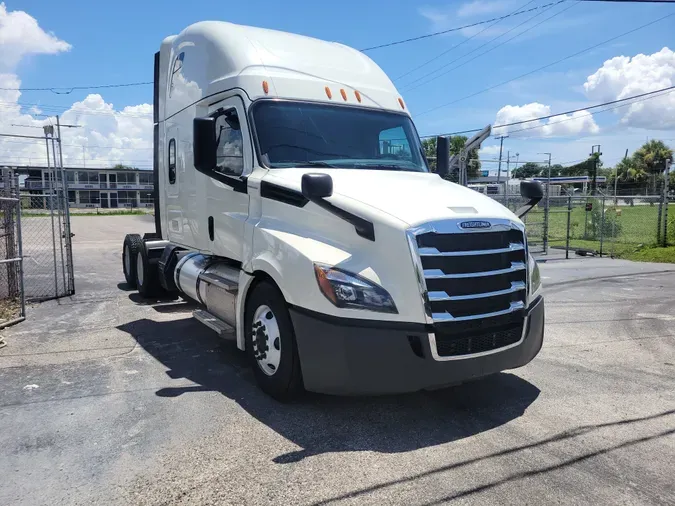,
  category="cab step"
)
[193,309,234,338]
